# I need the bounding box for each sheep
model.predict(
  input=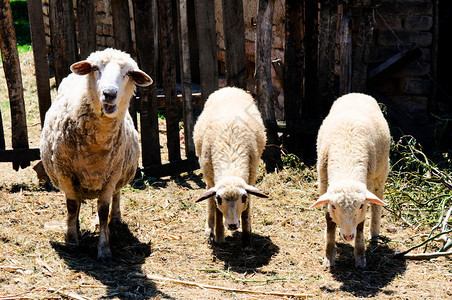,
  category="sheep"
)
[40,48,152,261]
[193,87,269,249]
[310,93,390,268]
